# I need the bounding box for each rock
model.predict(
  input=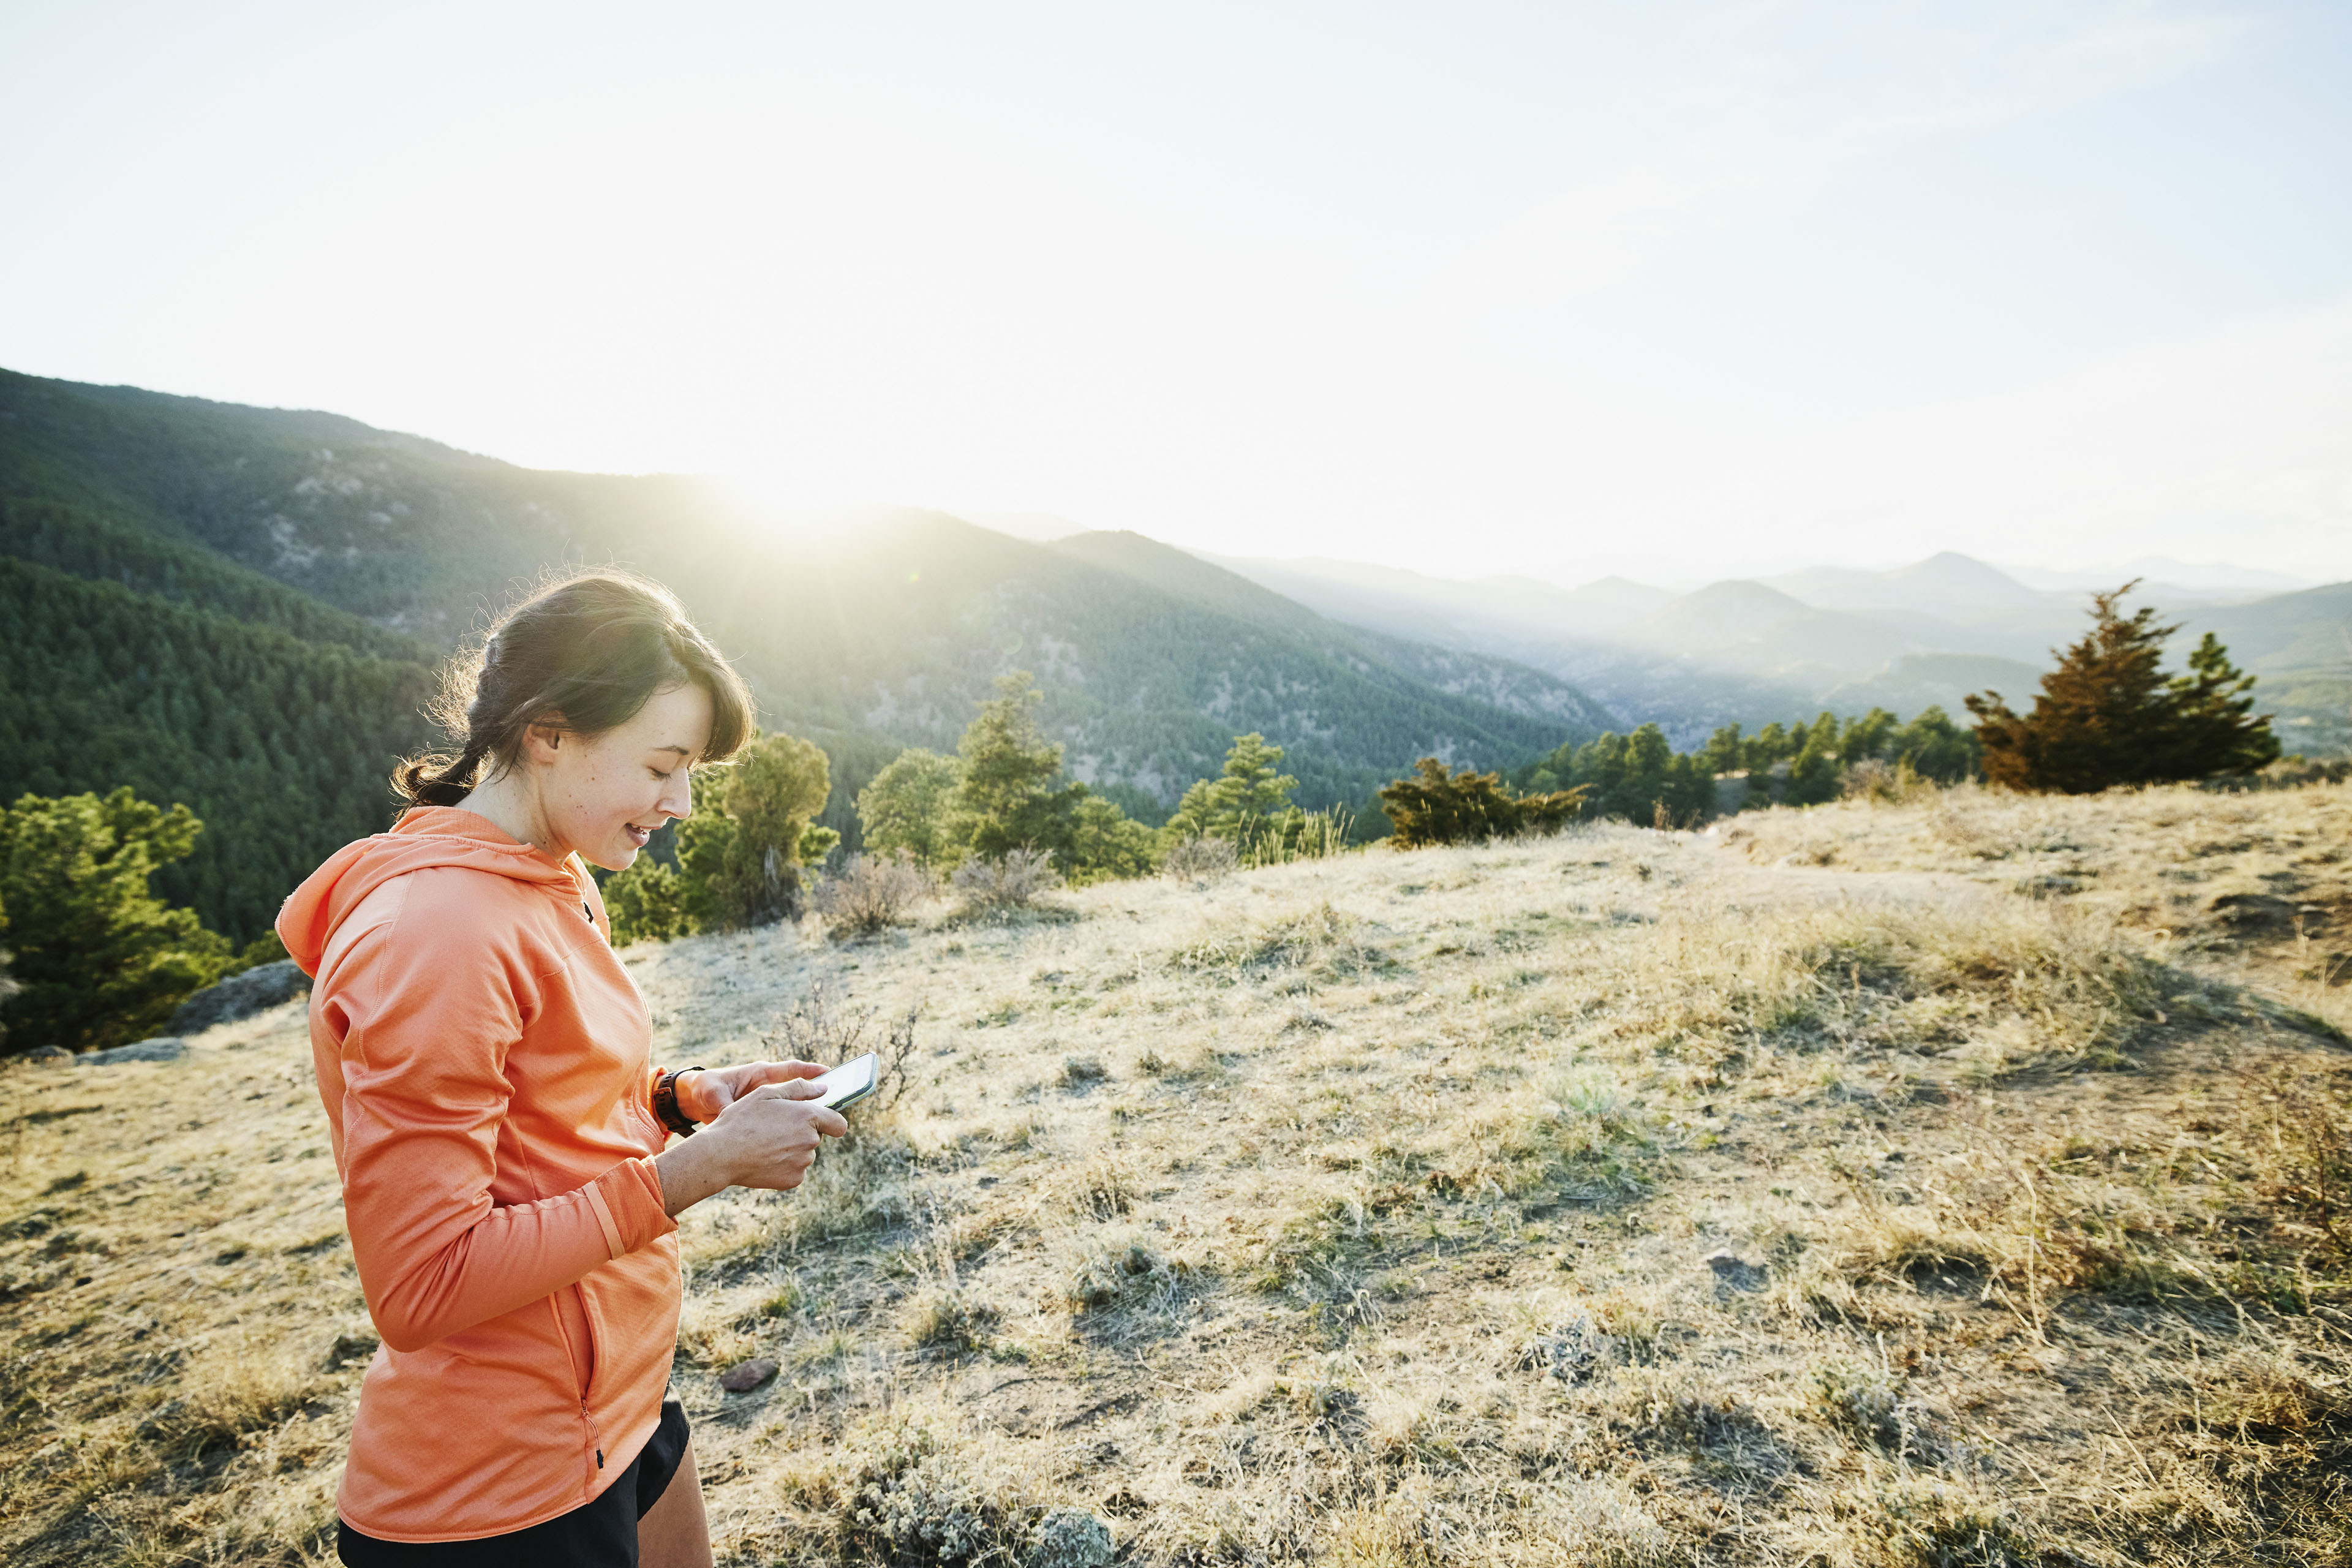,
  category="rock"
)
[1027,1509,1114,1568]
[1519,1314,1608,1382]
[718,1356,778,1393]
[23,1046,73,1065]
[169,960,310,1035]
[81,1037,188,1065]
[1704,1250,1766,1292]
